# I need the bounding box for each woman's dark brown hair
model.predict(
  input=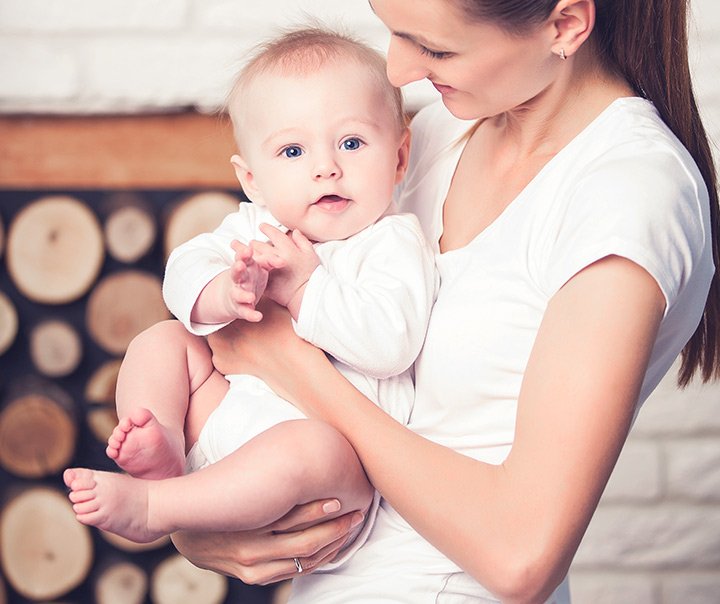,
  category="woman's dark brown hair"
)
[457,0,719,385]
